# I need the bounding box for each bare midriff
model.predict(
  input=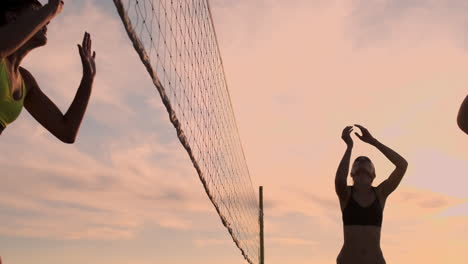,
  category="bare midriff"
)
[337,225,386,264]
